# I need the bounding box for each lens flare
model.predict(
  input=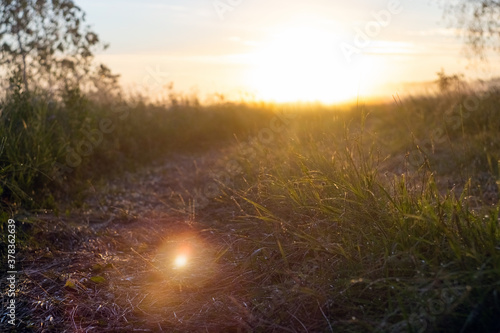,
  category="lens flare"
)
[174,254,188,268]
